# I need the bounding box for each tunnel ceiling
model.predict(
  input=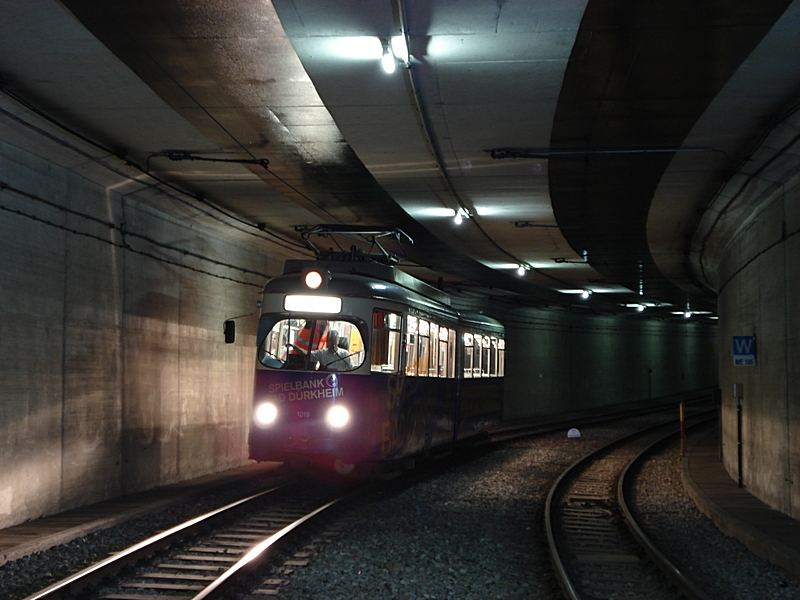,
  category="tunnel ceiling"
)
[2,0,800,317]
